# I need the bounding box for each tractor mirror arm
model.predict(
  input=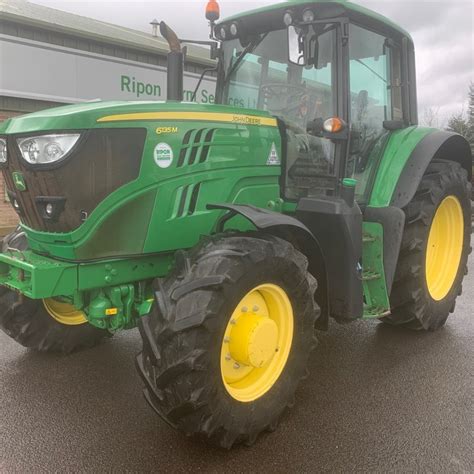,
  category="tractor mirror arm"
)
[180,39,220,60]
